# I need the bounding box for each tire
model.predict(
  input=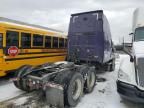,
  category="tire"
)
[84,70,96,93]
[65,56,68,61]
[14,65,30,89]
[54,71,84,107]
[110,59,115,72]
[67,72,84,107]
[13,65,33,92]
